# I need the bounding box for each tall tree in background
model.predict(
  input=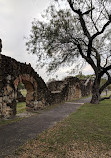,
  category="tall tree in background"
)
[26,0,111,104]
